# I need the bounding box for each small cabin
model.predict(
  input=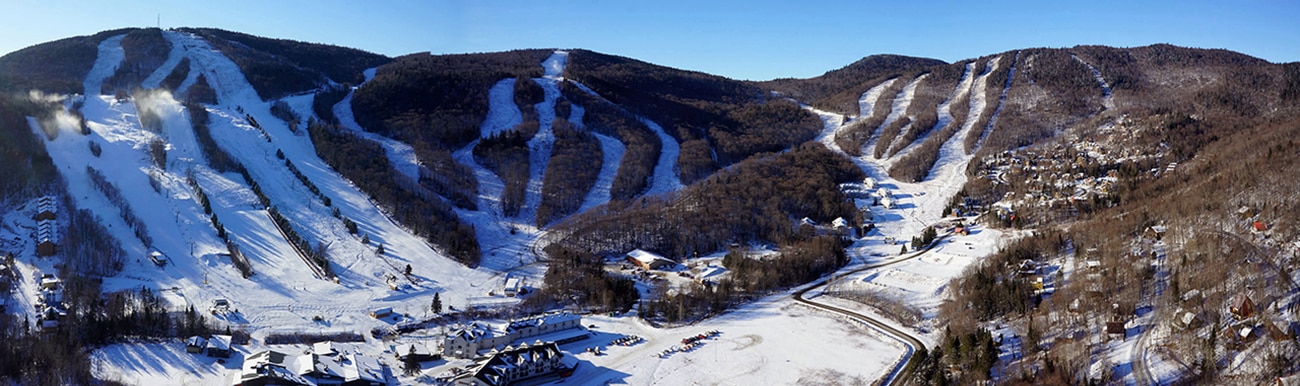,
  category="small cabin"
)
[186,336,207,354]
[503,277,522,297]
[370,307,394,319]
[149,249,168,267]
[206,335,232,358]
